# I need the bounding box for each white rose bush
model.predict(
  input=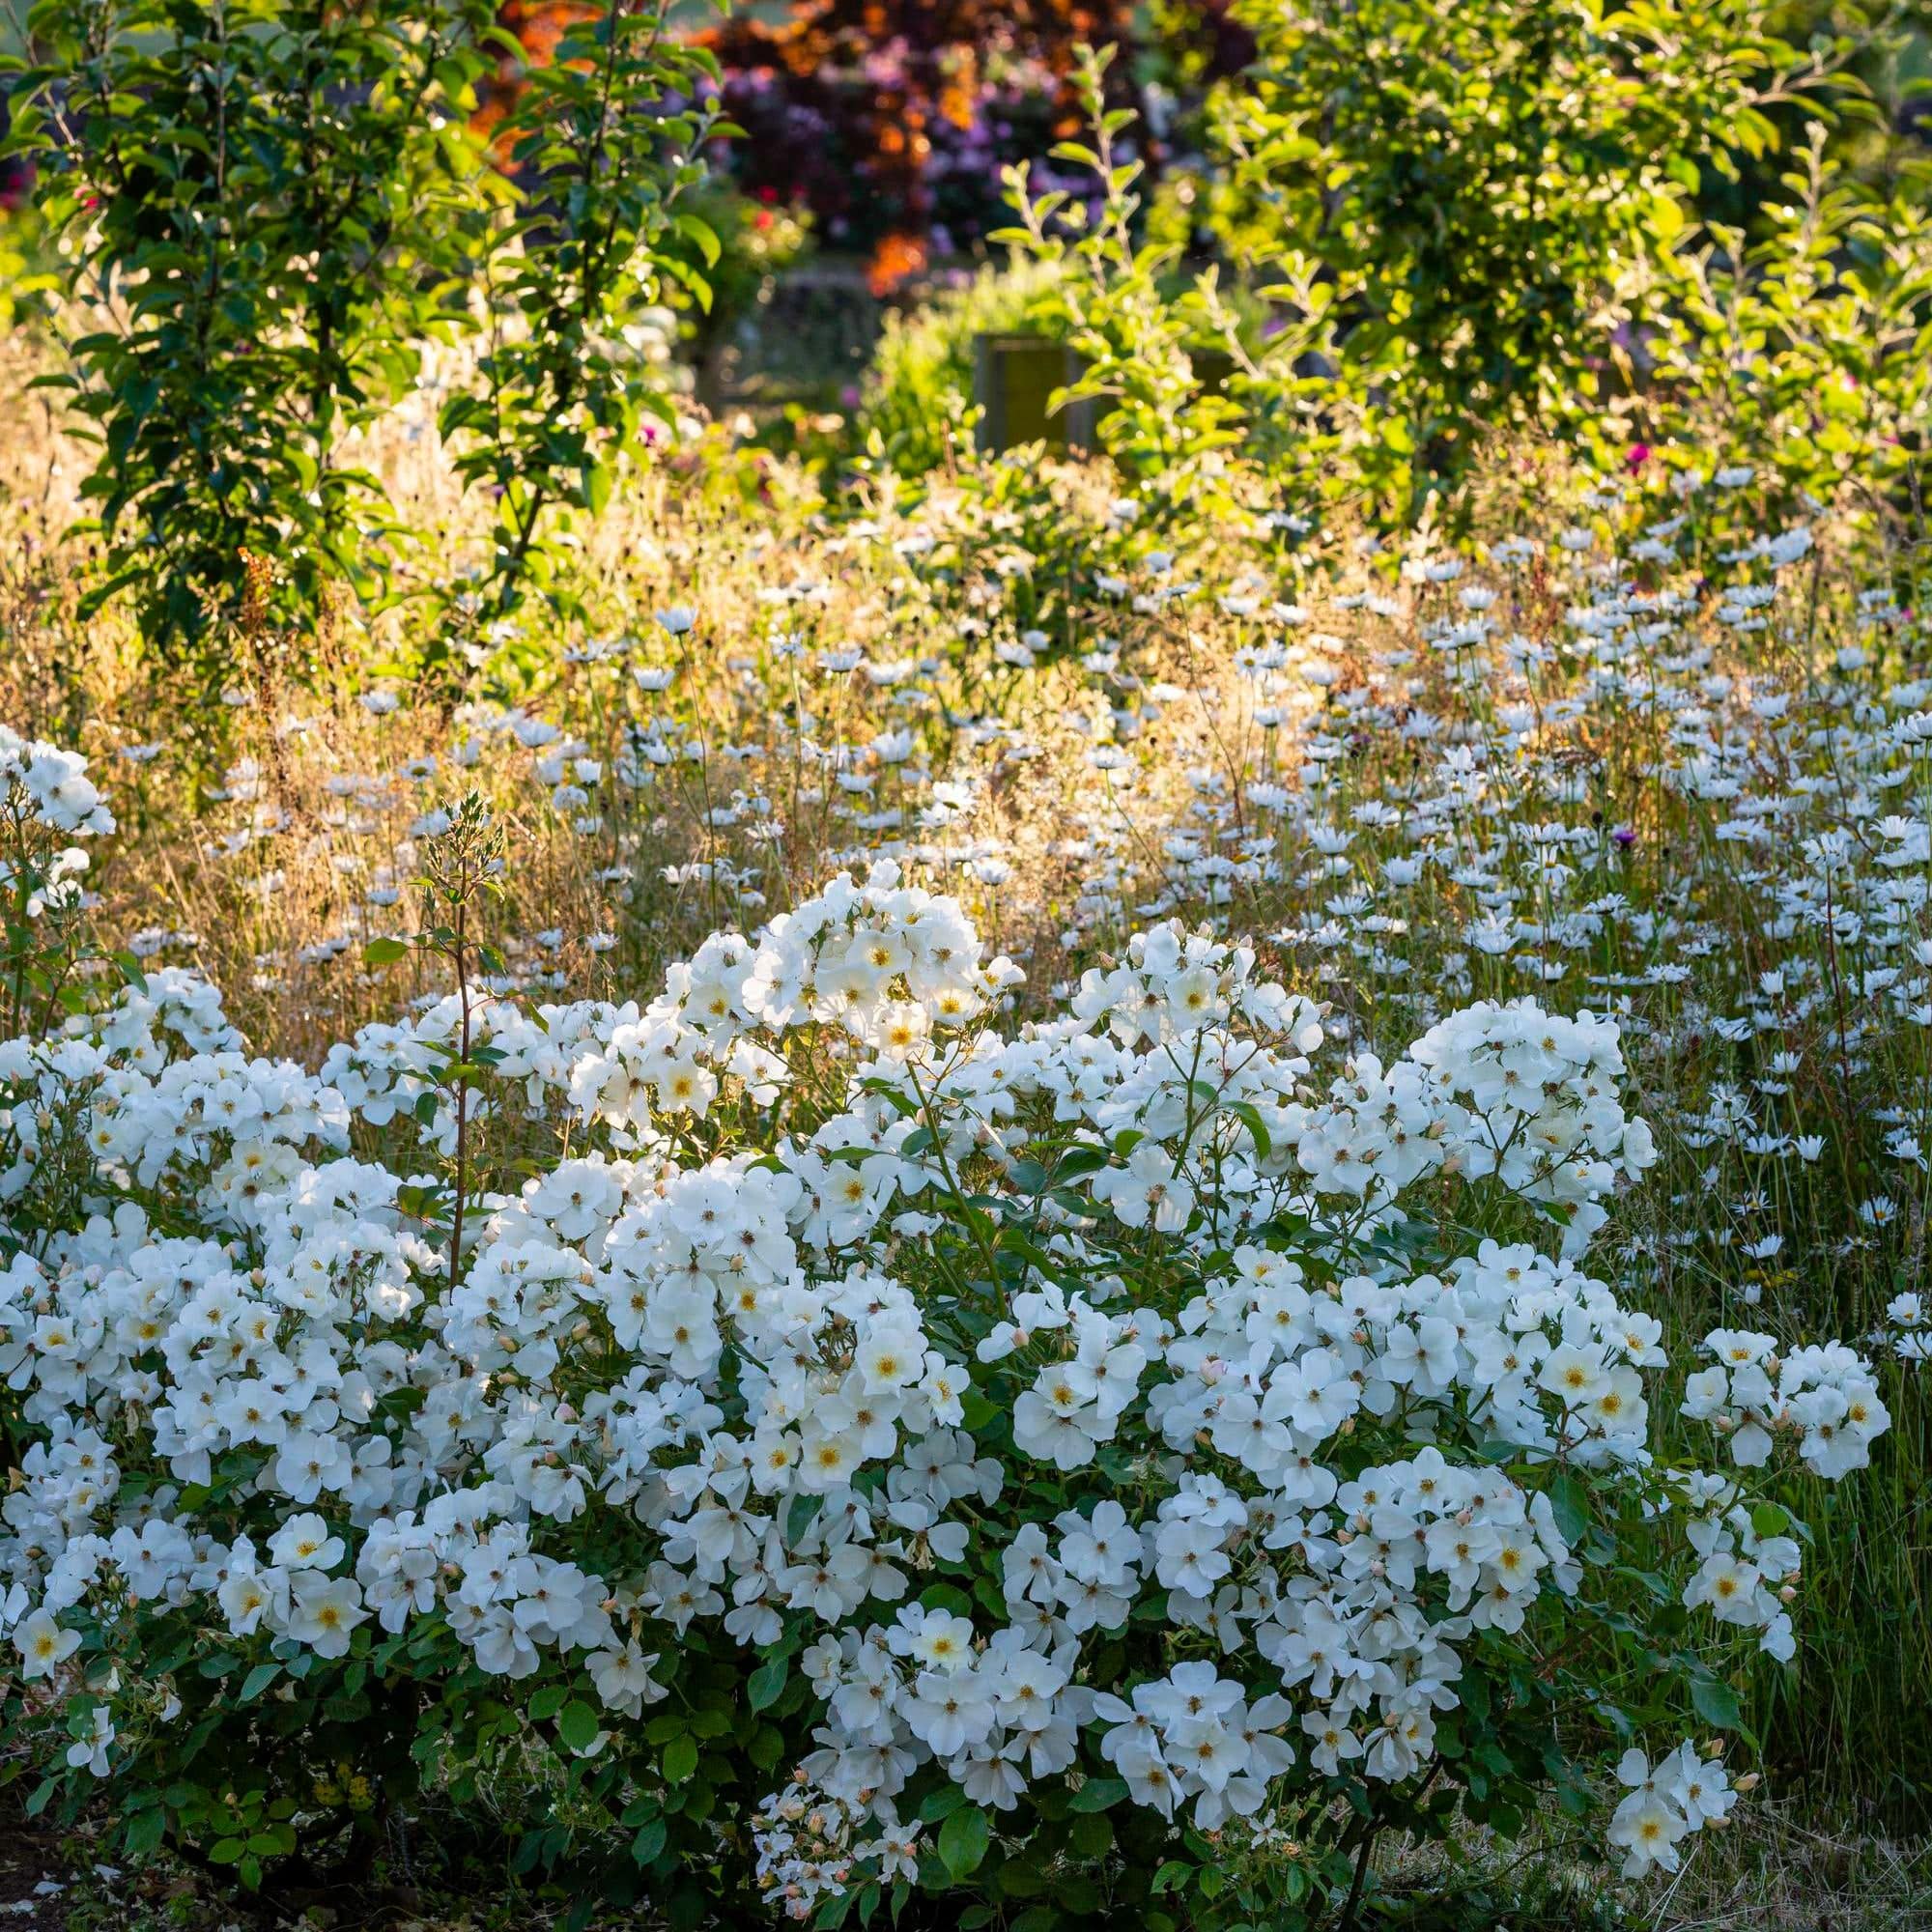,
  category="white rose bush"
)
[0,740,1899,1928]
